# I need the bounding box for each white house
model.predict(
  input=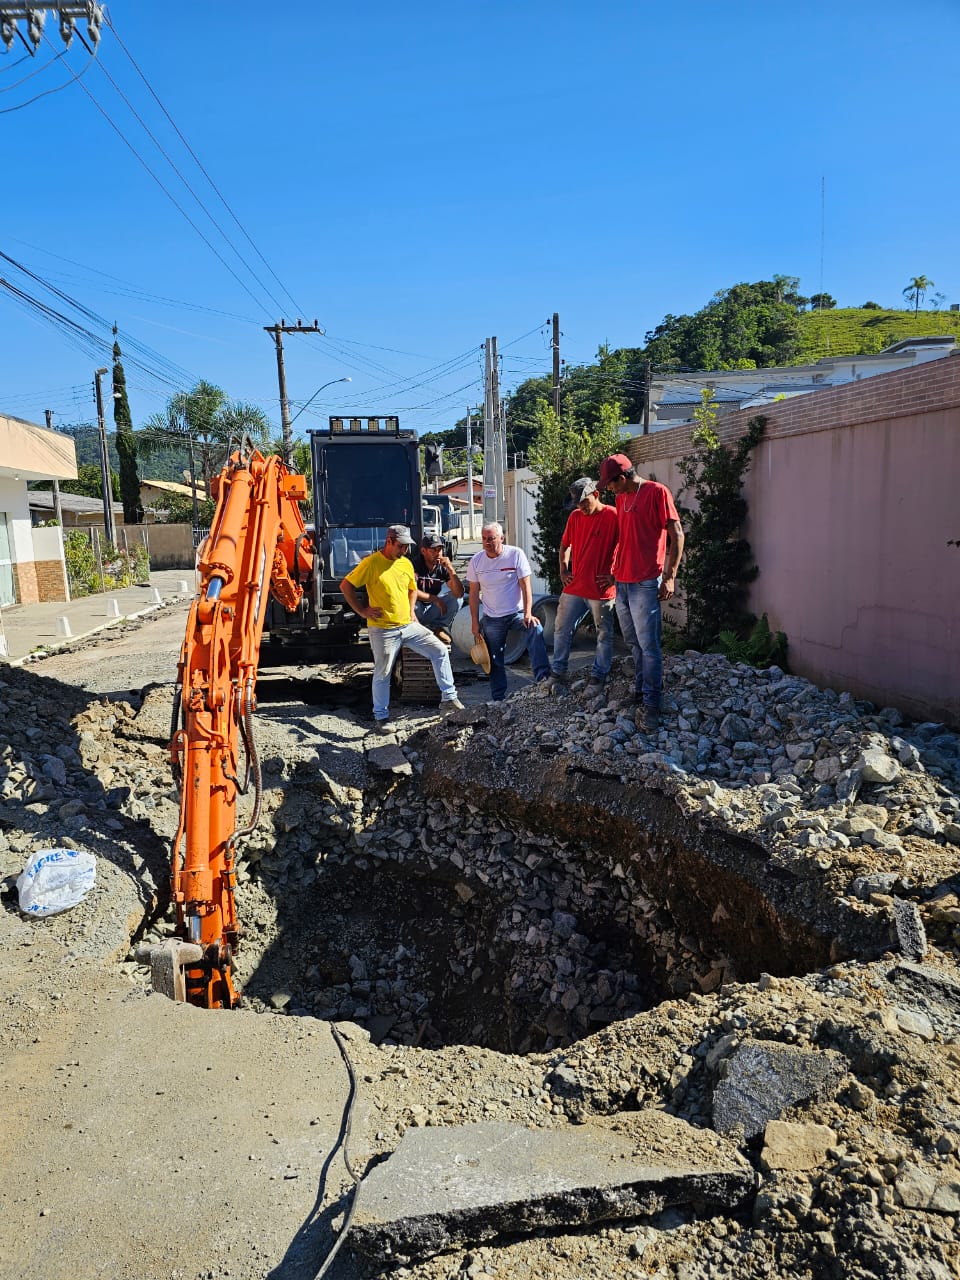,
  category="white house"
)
[643,336,958,429]
[0,412,77,605]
